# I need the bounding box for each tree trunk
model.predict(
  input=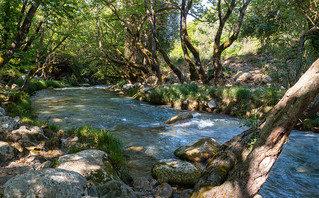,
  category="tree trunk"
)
[179,0,208,83]
[212,52,223,81]
[192,58,319,197]
[145,0,187,84]
[180,0,199,81]
[211,0,251,81]
[156,42,188,84]
[147,0,163,84]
